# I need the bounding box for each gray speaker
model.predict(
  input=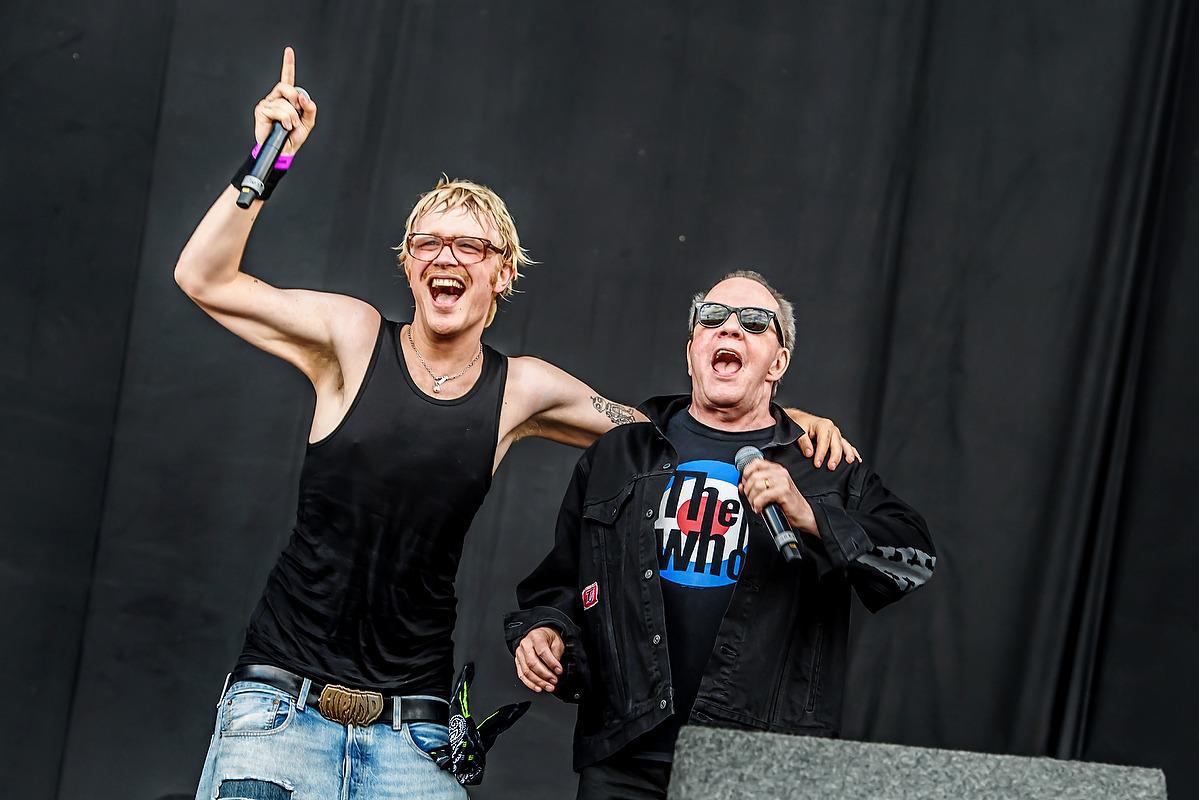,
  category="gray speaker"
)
[668,727,1167,799]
